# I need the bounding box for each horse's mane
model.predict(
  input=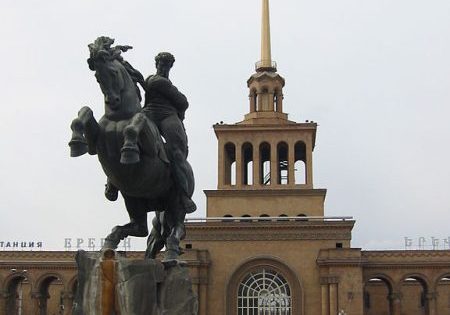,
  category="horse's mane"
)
[88,36,144,101]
